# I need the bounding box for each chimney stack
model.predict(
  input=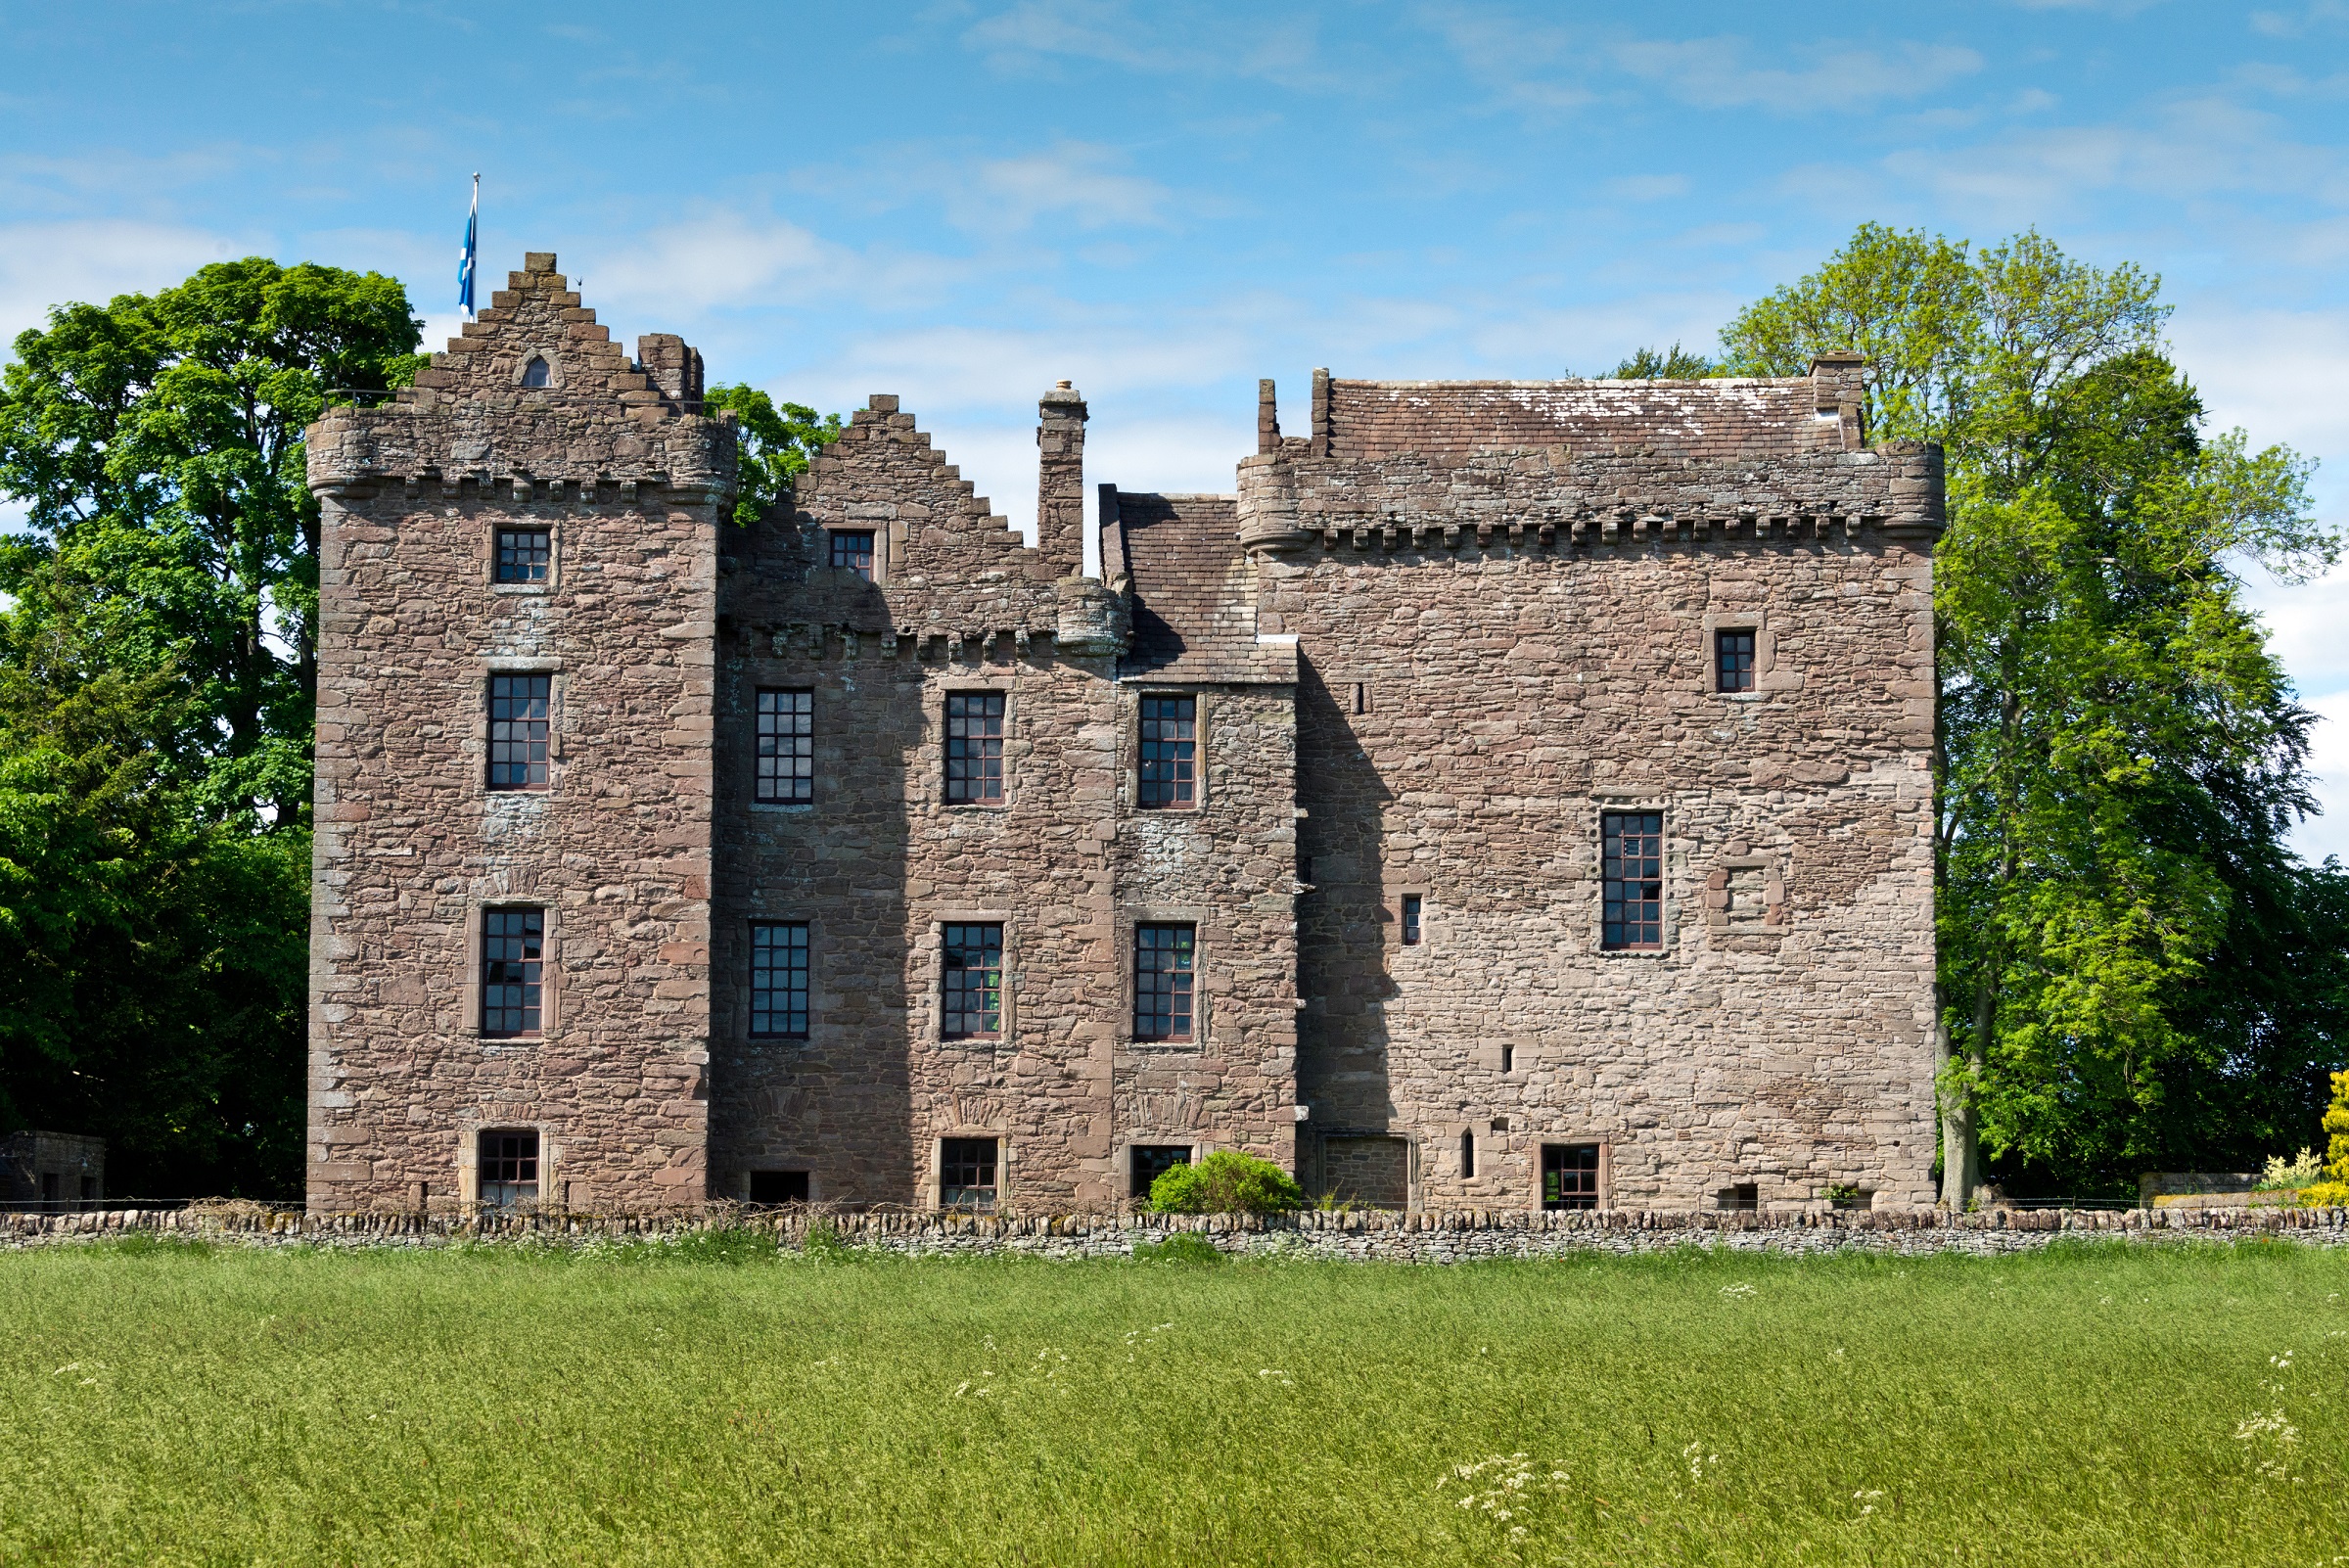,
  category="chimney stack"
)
[1037,379,1088,577]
